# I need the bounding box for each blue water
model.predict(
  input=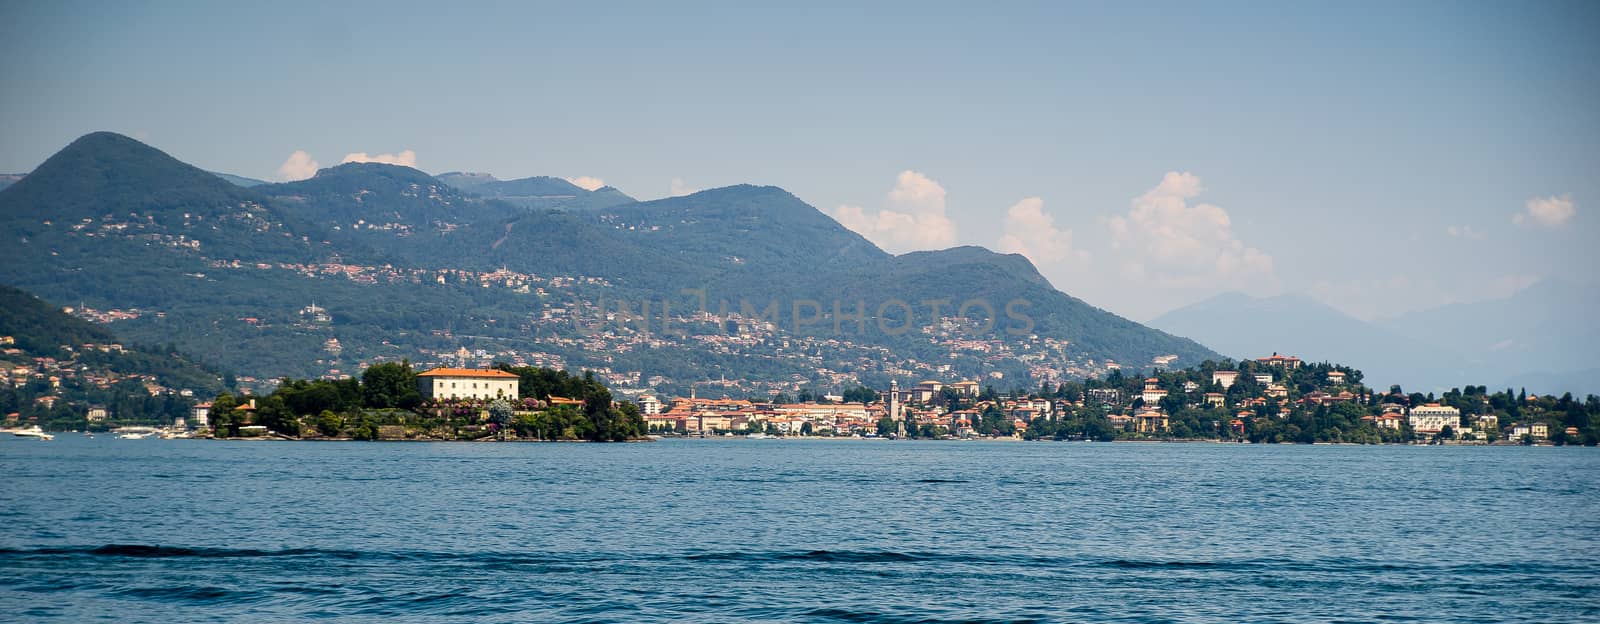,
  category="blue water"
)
[1,436,1596,623]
